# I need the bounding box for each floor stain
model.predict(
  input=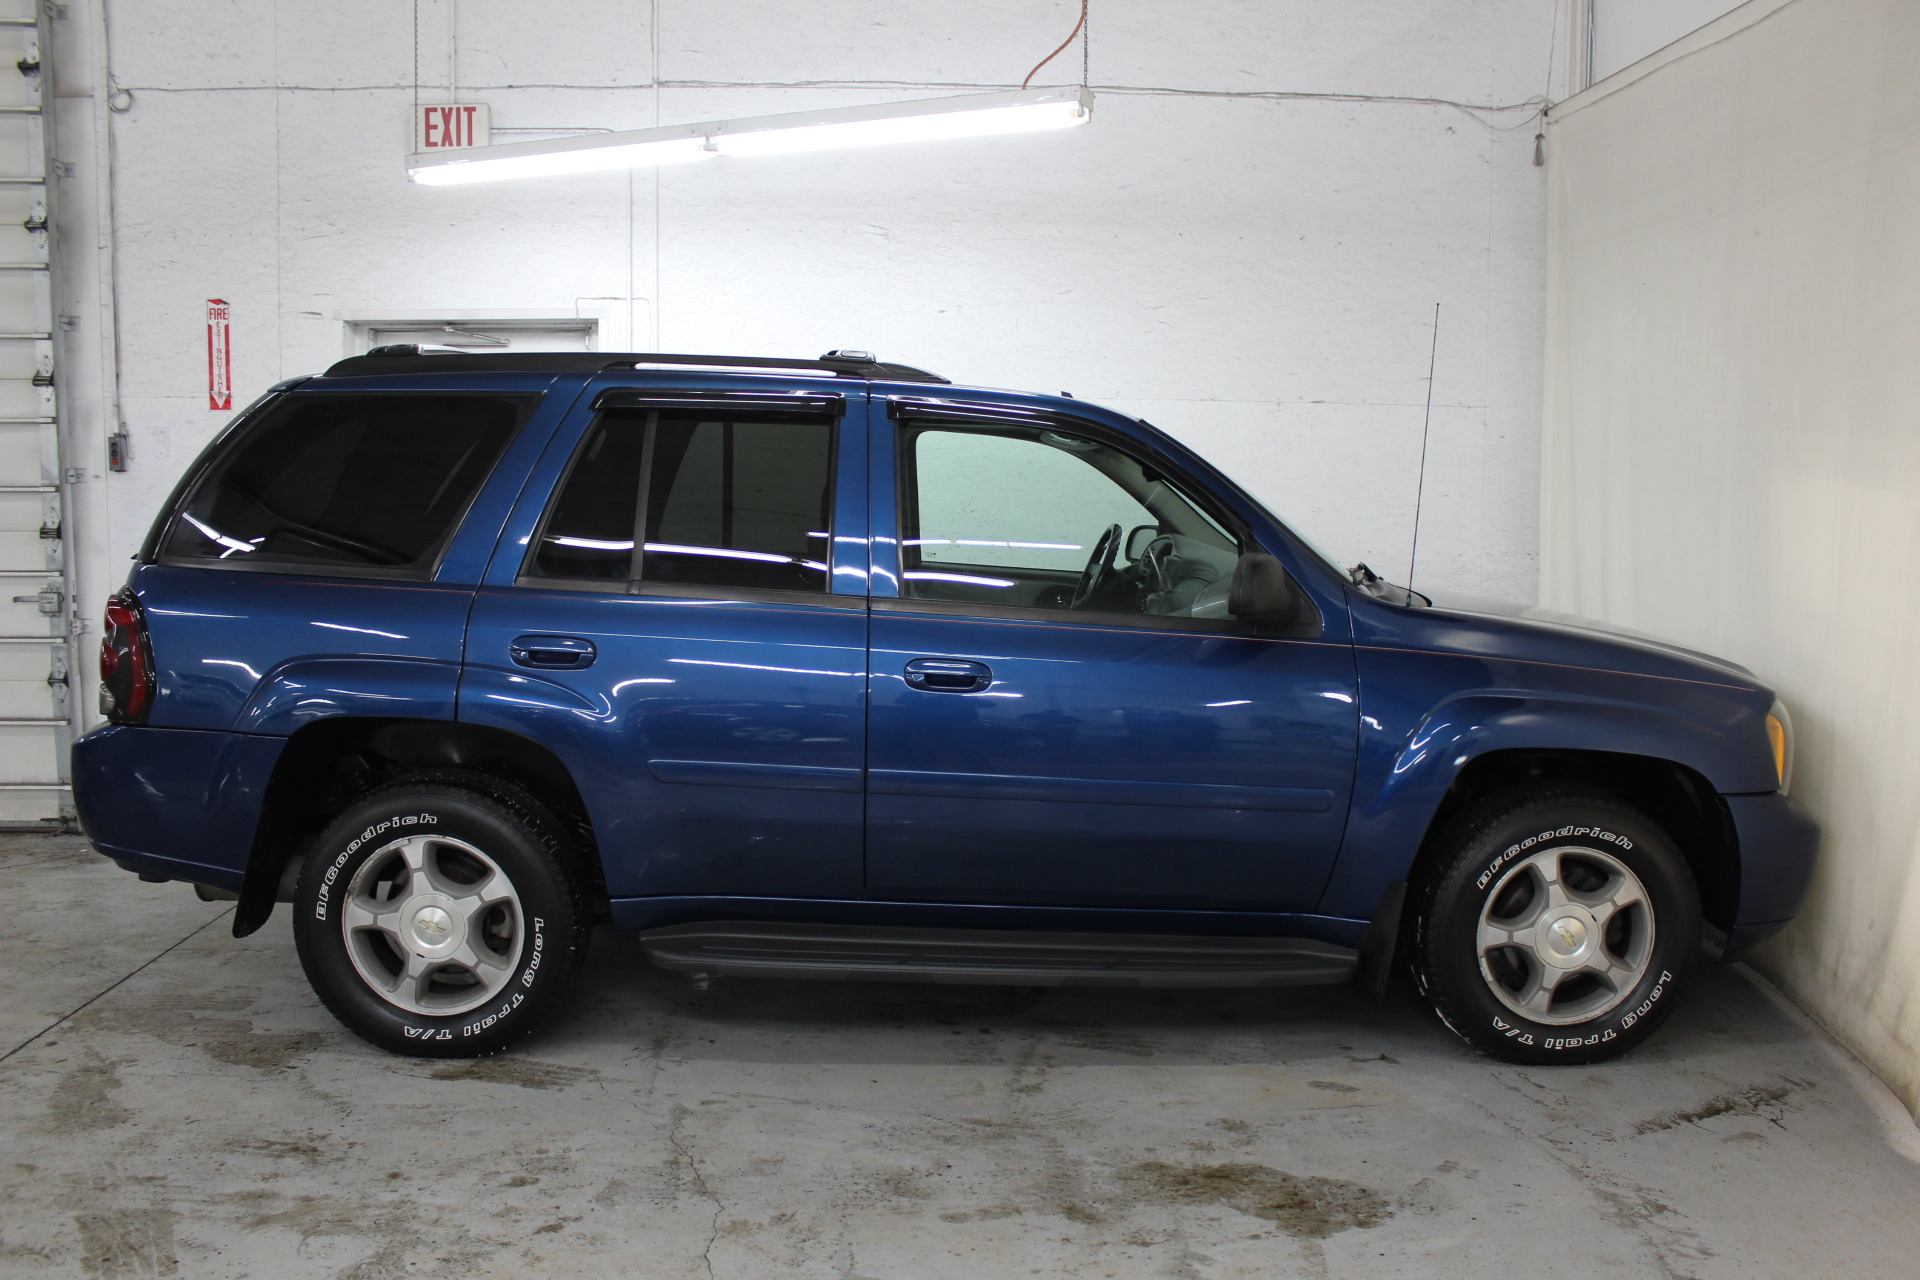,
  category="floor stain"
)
[1633,1079,1811,1135]
[75,1207,177,1278]
[74,1003,328,1071]
[239,1190,459,1279]
[1588,1179,1717,1278]
[45,1051,132,1134]
[228,1136,328,1163]
[0,839,99,873]
[938,1204,1022,1223]
[427,1057,597,1090]
[1047,1023,1161,1058]
[243,1197,498,1280]
[1116,1161,1391,1239]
